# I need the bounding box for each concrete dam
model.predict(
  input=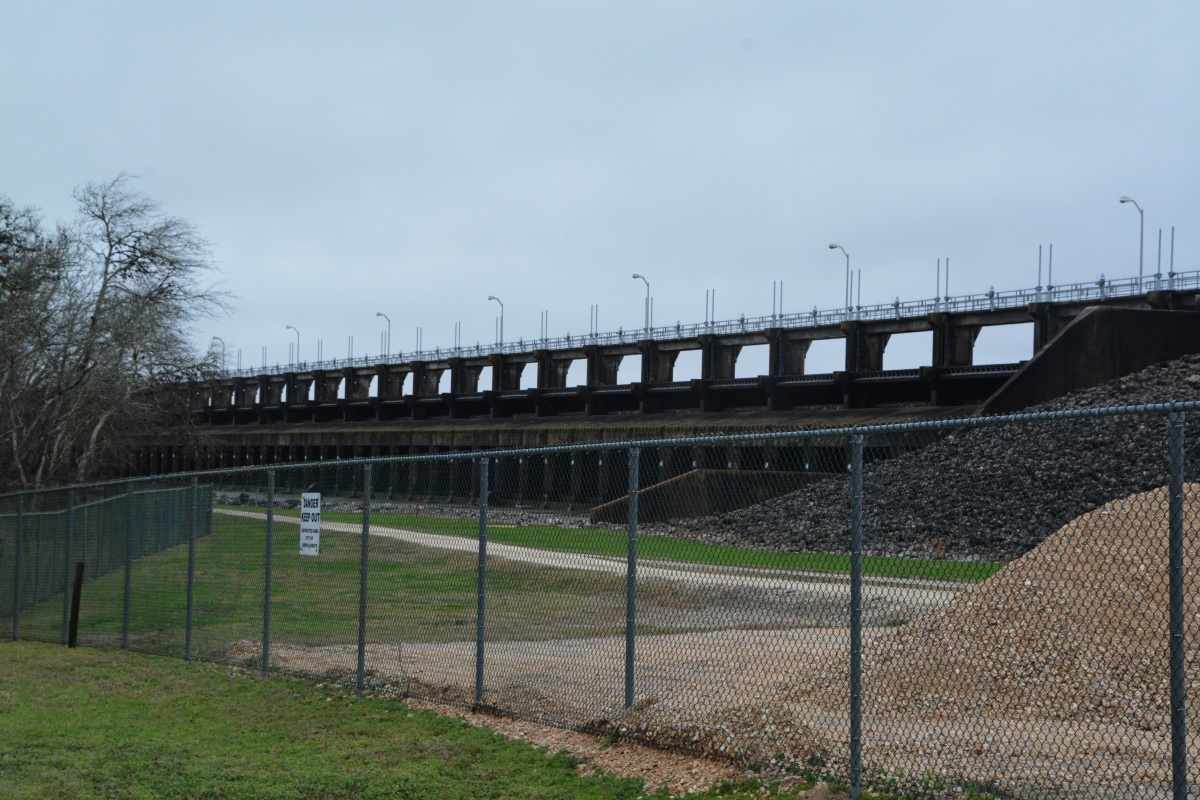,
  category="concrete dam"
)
[138,272,1200,514]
